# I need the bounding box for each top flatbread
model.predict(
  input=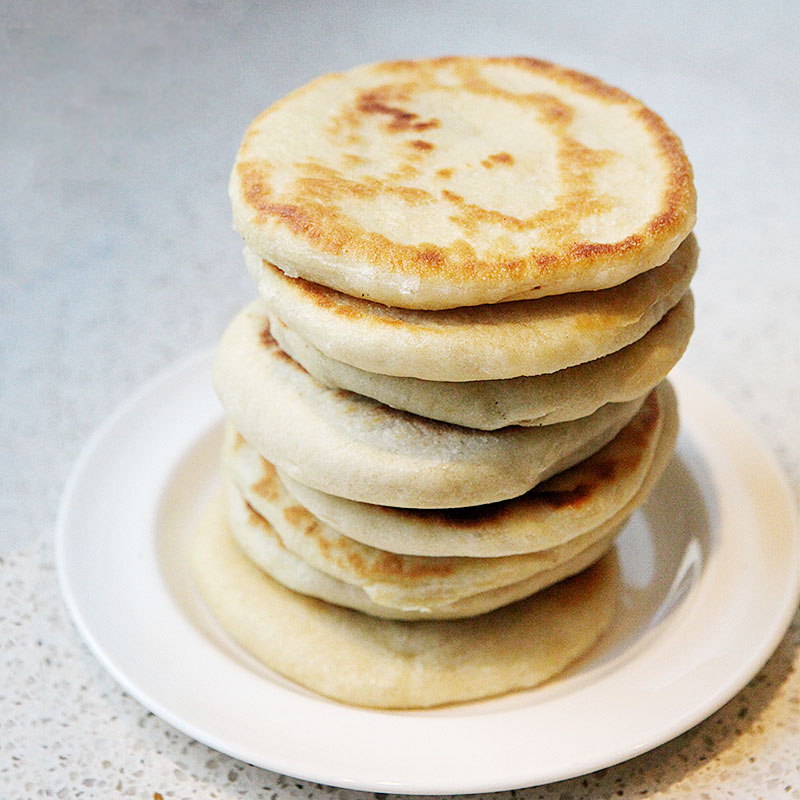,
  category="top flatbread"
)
[231,57,696,309]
